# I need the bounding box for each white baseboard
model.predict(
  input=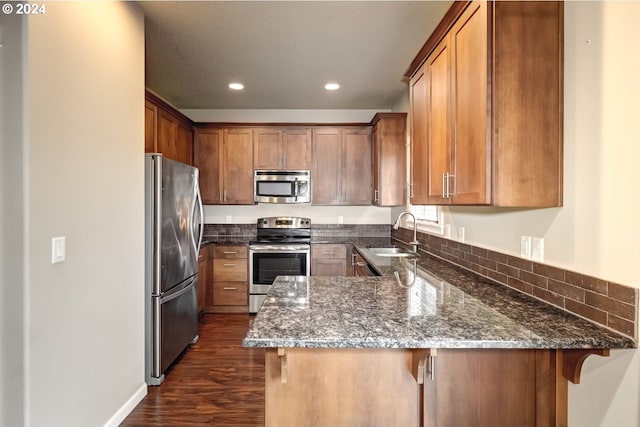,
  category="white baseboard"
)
[103,382,147,427]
